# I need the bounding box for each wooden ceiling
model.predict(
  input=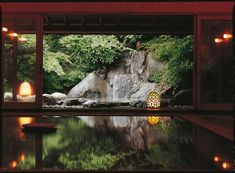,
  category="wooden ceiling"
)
[43,14,194,34]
